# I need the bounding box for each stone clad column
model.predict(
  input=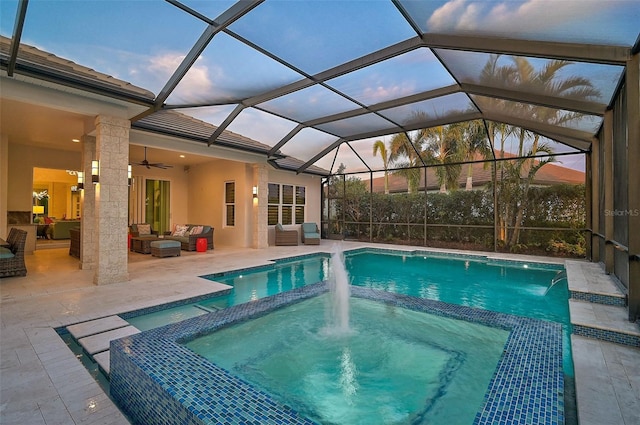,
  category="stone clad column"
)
[252,163,268,249]
[94,116,130,285]
[80,135,97,270]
